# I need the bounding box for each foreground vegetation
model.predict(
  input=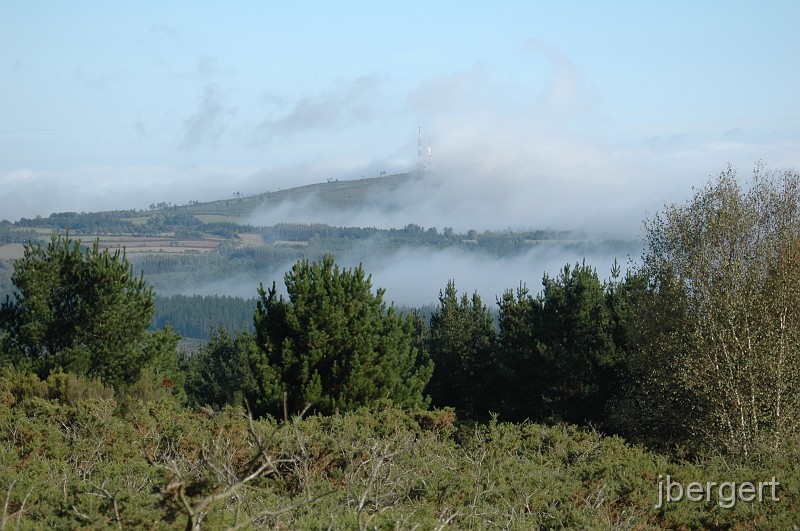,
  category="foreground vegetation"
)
[2,164,800,527]
[2,374,797,529]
